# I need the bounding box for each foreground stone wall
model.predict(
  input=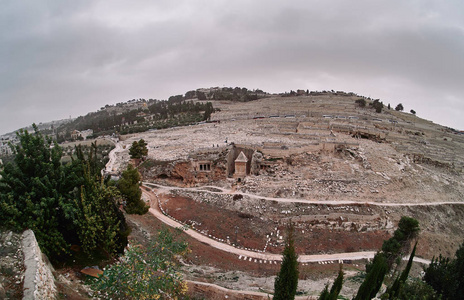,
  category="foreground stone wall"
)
[22,230,56,300]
